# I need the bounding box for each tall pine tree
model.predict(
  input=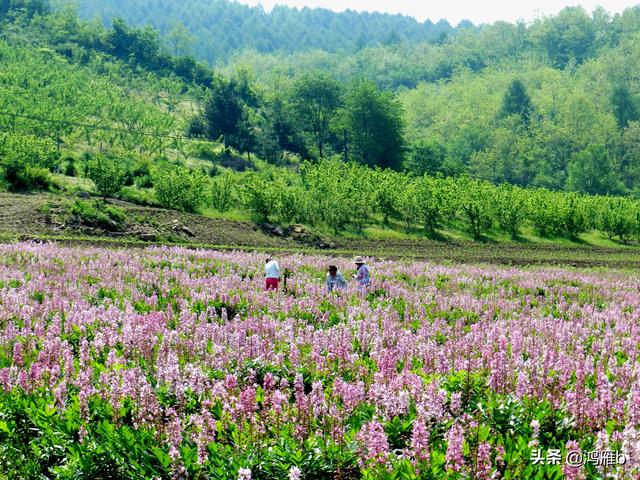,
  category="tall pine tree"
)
[611,84,639,129]
[499,79,533,125]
